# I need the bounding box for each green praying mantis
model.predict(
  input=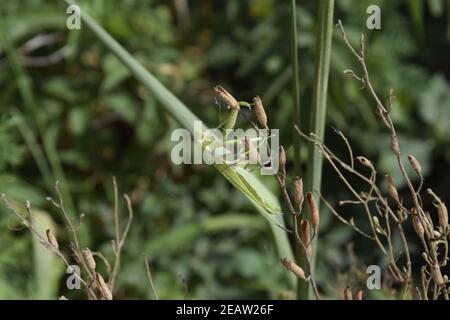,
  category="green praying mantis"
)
[197,86,282,215]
